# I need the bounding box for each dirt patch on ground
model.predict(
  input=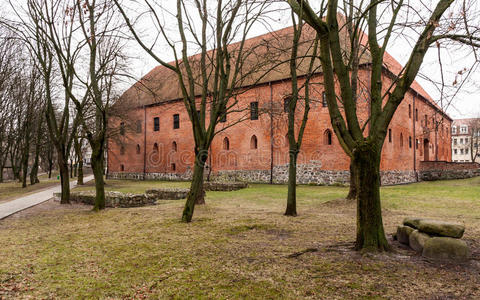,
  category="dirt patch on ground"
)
[2,199,91,222]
